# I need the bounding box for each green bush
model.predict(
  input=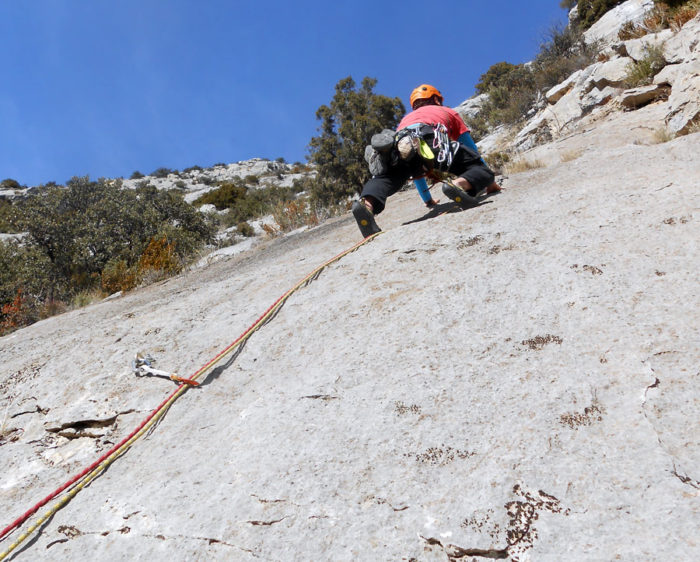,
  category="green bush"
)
[1,177,215,332]
[130,170,145,179]
[237,221,255,237]
[0,199,19,232]
[194,182,248,210]
[151,167,176,178]
[0,240,53,330]
[1,178,22,190]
